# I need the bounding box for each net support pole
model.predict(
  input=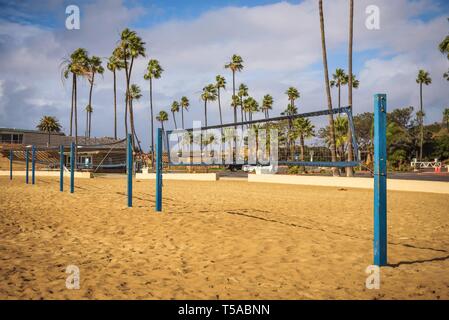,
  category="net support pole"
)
[60,145,64,192]
[155,128,162,212]
[25,149,29,184]
[70,142,75,193]
[9,150,13,180]
[31,145,36,185]
[127,133,133,207]
[374,94,387,266]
